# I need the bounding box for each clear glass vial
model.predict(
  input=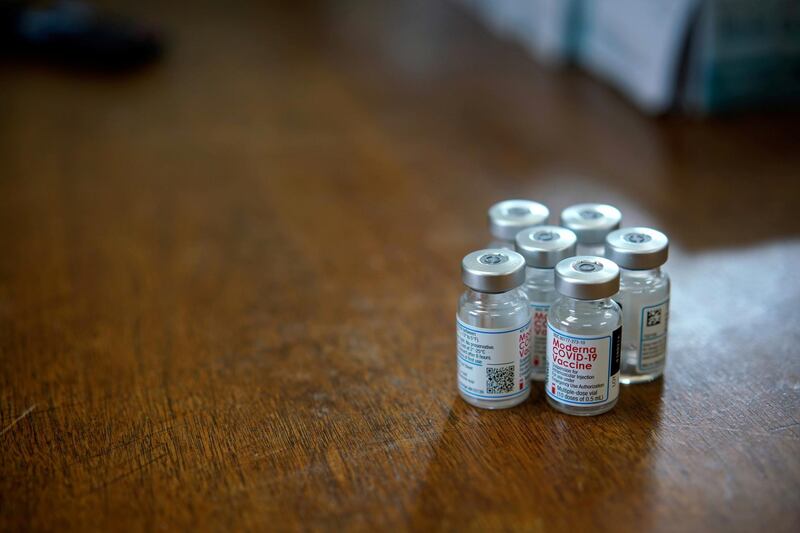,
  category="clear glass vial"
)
[560,203,622,256]
[546,256,622,416]
[515,225,577,381]
[488,199,549,249]
[457,249,531,409]
[605,227,670,384]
